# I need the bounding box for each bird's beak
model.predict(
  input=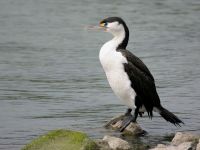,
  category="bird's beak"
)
[99,22,105,28]
[85,23,106,31]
